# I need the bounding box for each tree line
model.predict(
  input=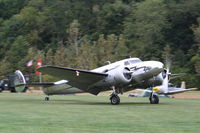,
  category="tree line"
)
[0,0,200,88]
